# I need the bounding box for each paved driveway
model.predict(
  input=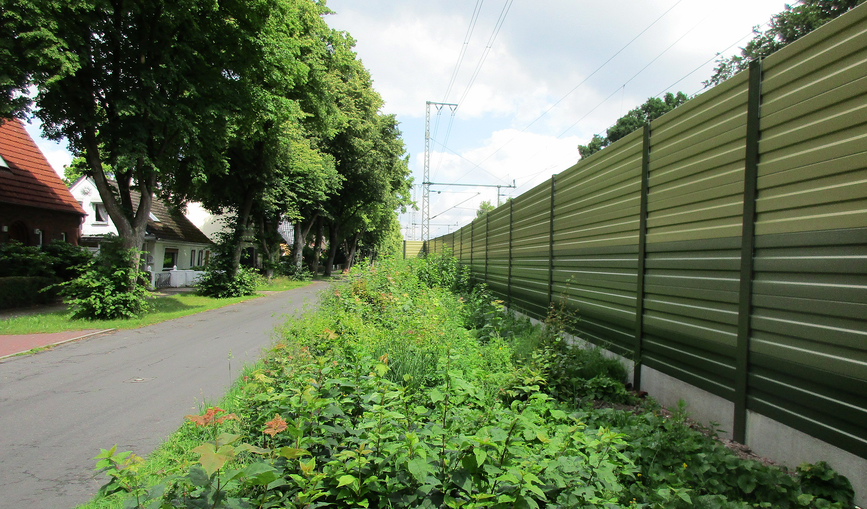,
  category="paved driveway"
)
[0,282,327,509]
